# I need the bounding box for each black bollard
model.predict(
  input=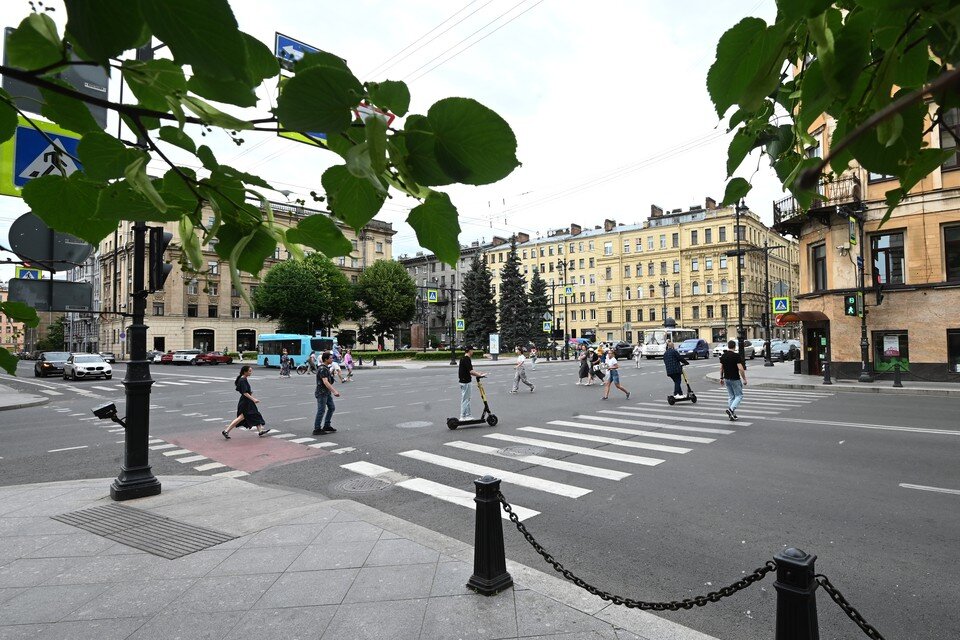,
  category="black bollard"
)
[893,362,903,388]
[794,358,801,375]
[822,360,832,385]
[372,356,377,367]
[774,548,819,640]
[467,475,513,595]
